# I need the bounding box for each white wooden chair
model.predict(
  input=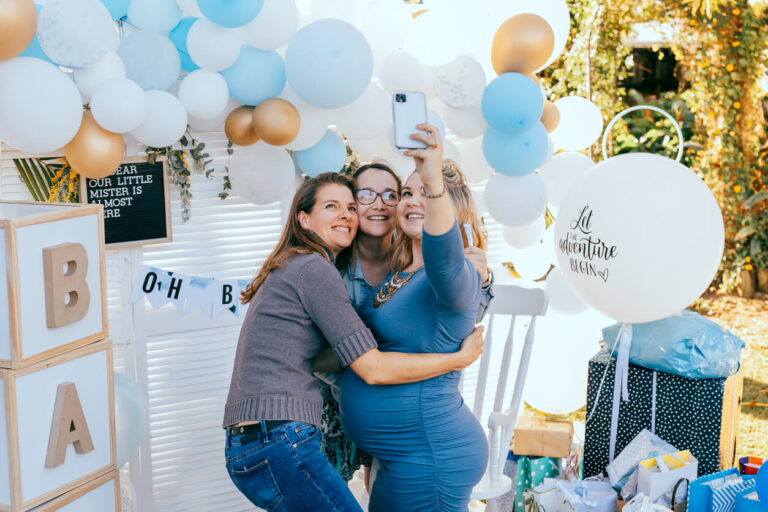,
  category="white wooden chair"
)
[466,284,549,512]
